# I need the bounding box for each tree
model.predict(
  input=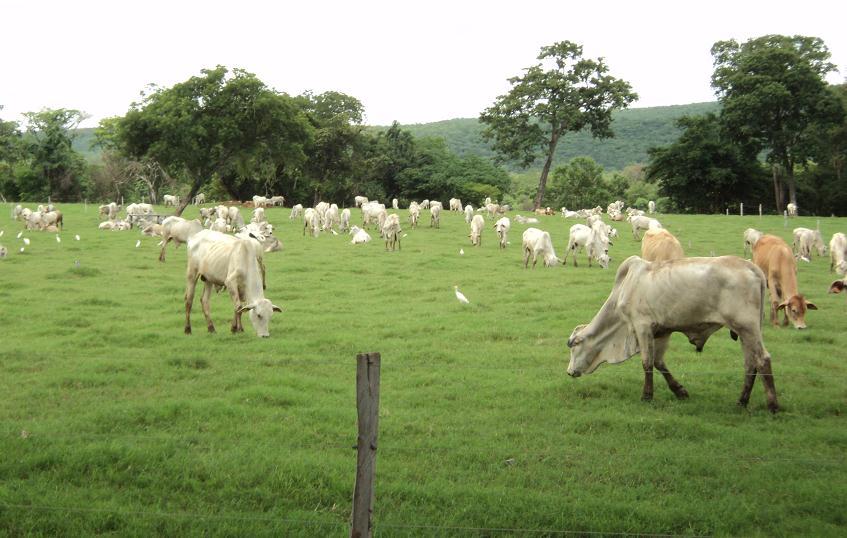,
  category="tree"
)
[480,41,637,209]
[546,156,609,210]
[21,108,89,201]
[646,114,766,213]
[109,66,312,214]
[711,35,841,210]
[0,108,23,199]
